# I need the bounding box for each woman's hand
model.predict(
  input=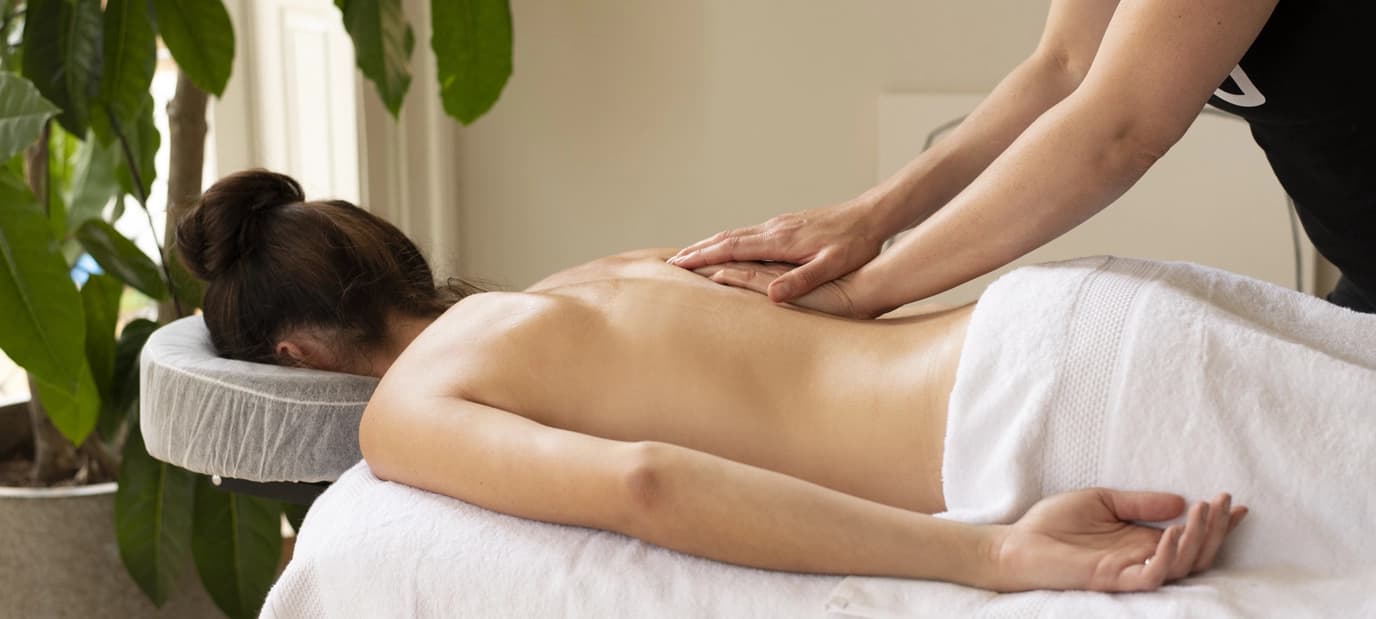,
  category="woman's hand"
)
[692,261,878,319]
[668,201,890,306]
[984,489,1248,593]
